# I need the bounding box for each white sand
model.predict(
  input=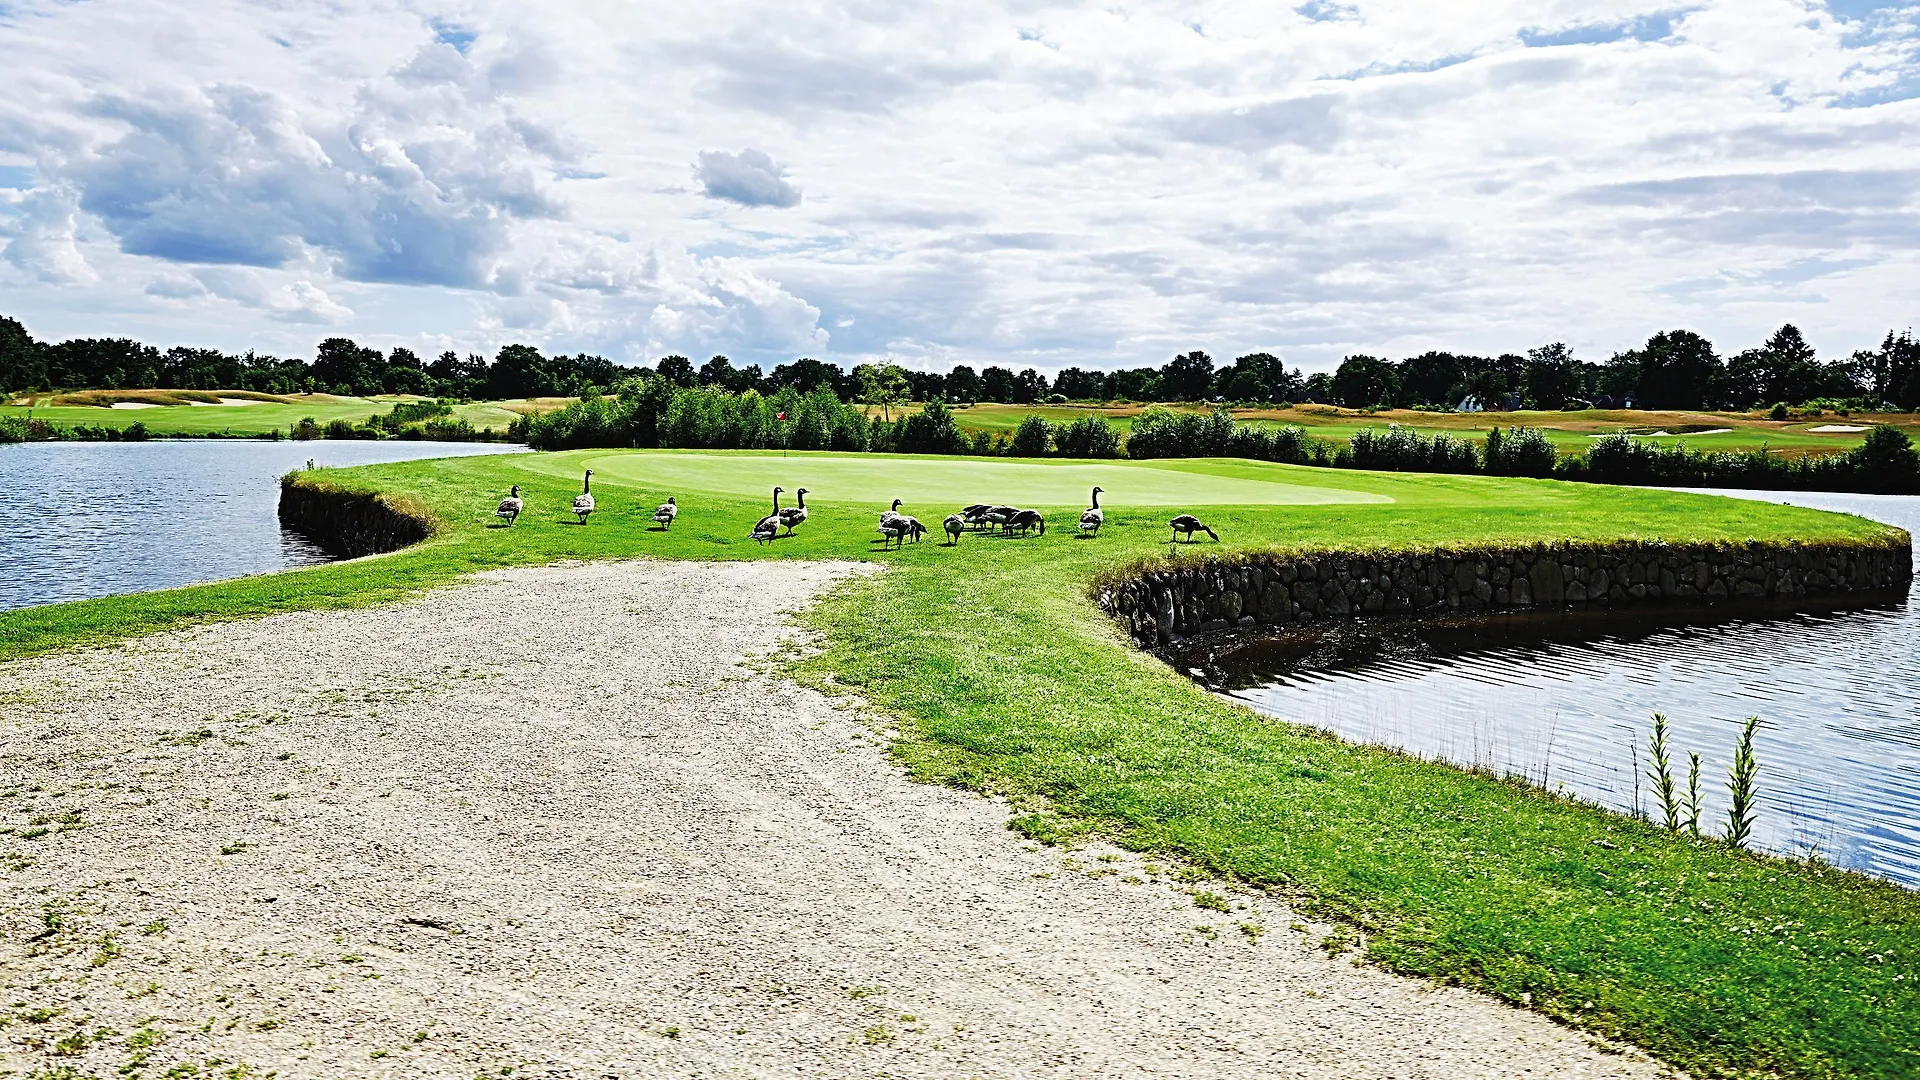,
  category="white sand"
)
[106,401,163,409]
[1808,424,1868,433]
[0,560,1663,1078]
